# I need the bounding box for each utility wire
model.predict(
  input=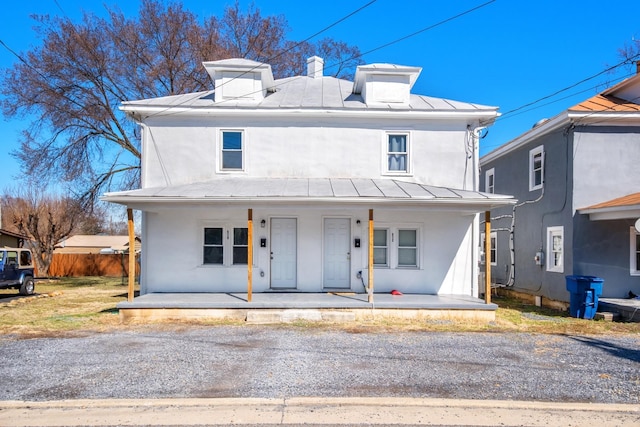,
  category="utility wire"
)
[348,0,496,62]
[495,72,634,123]
[140,0,379,118]
[499,53,640,119]
[144,0,498,117]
